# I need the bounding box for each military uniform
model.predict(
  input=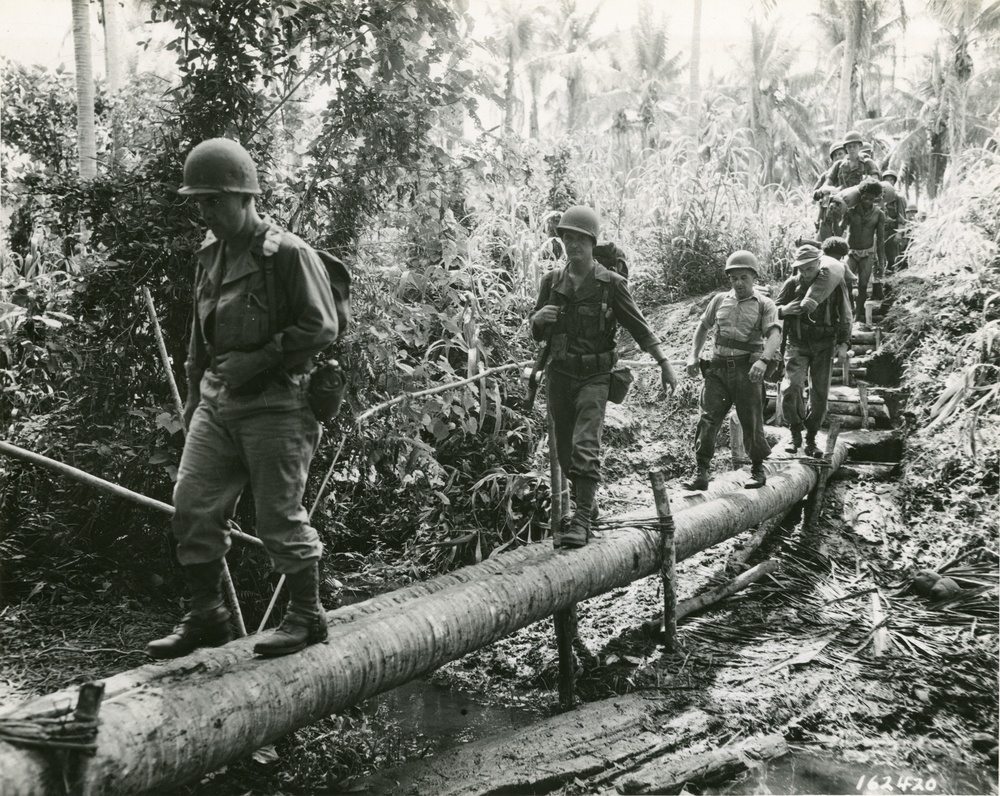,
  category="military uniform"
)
[693,290,779,472]
[776,248,853,453]
[533,264,659,487]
